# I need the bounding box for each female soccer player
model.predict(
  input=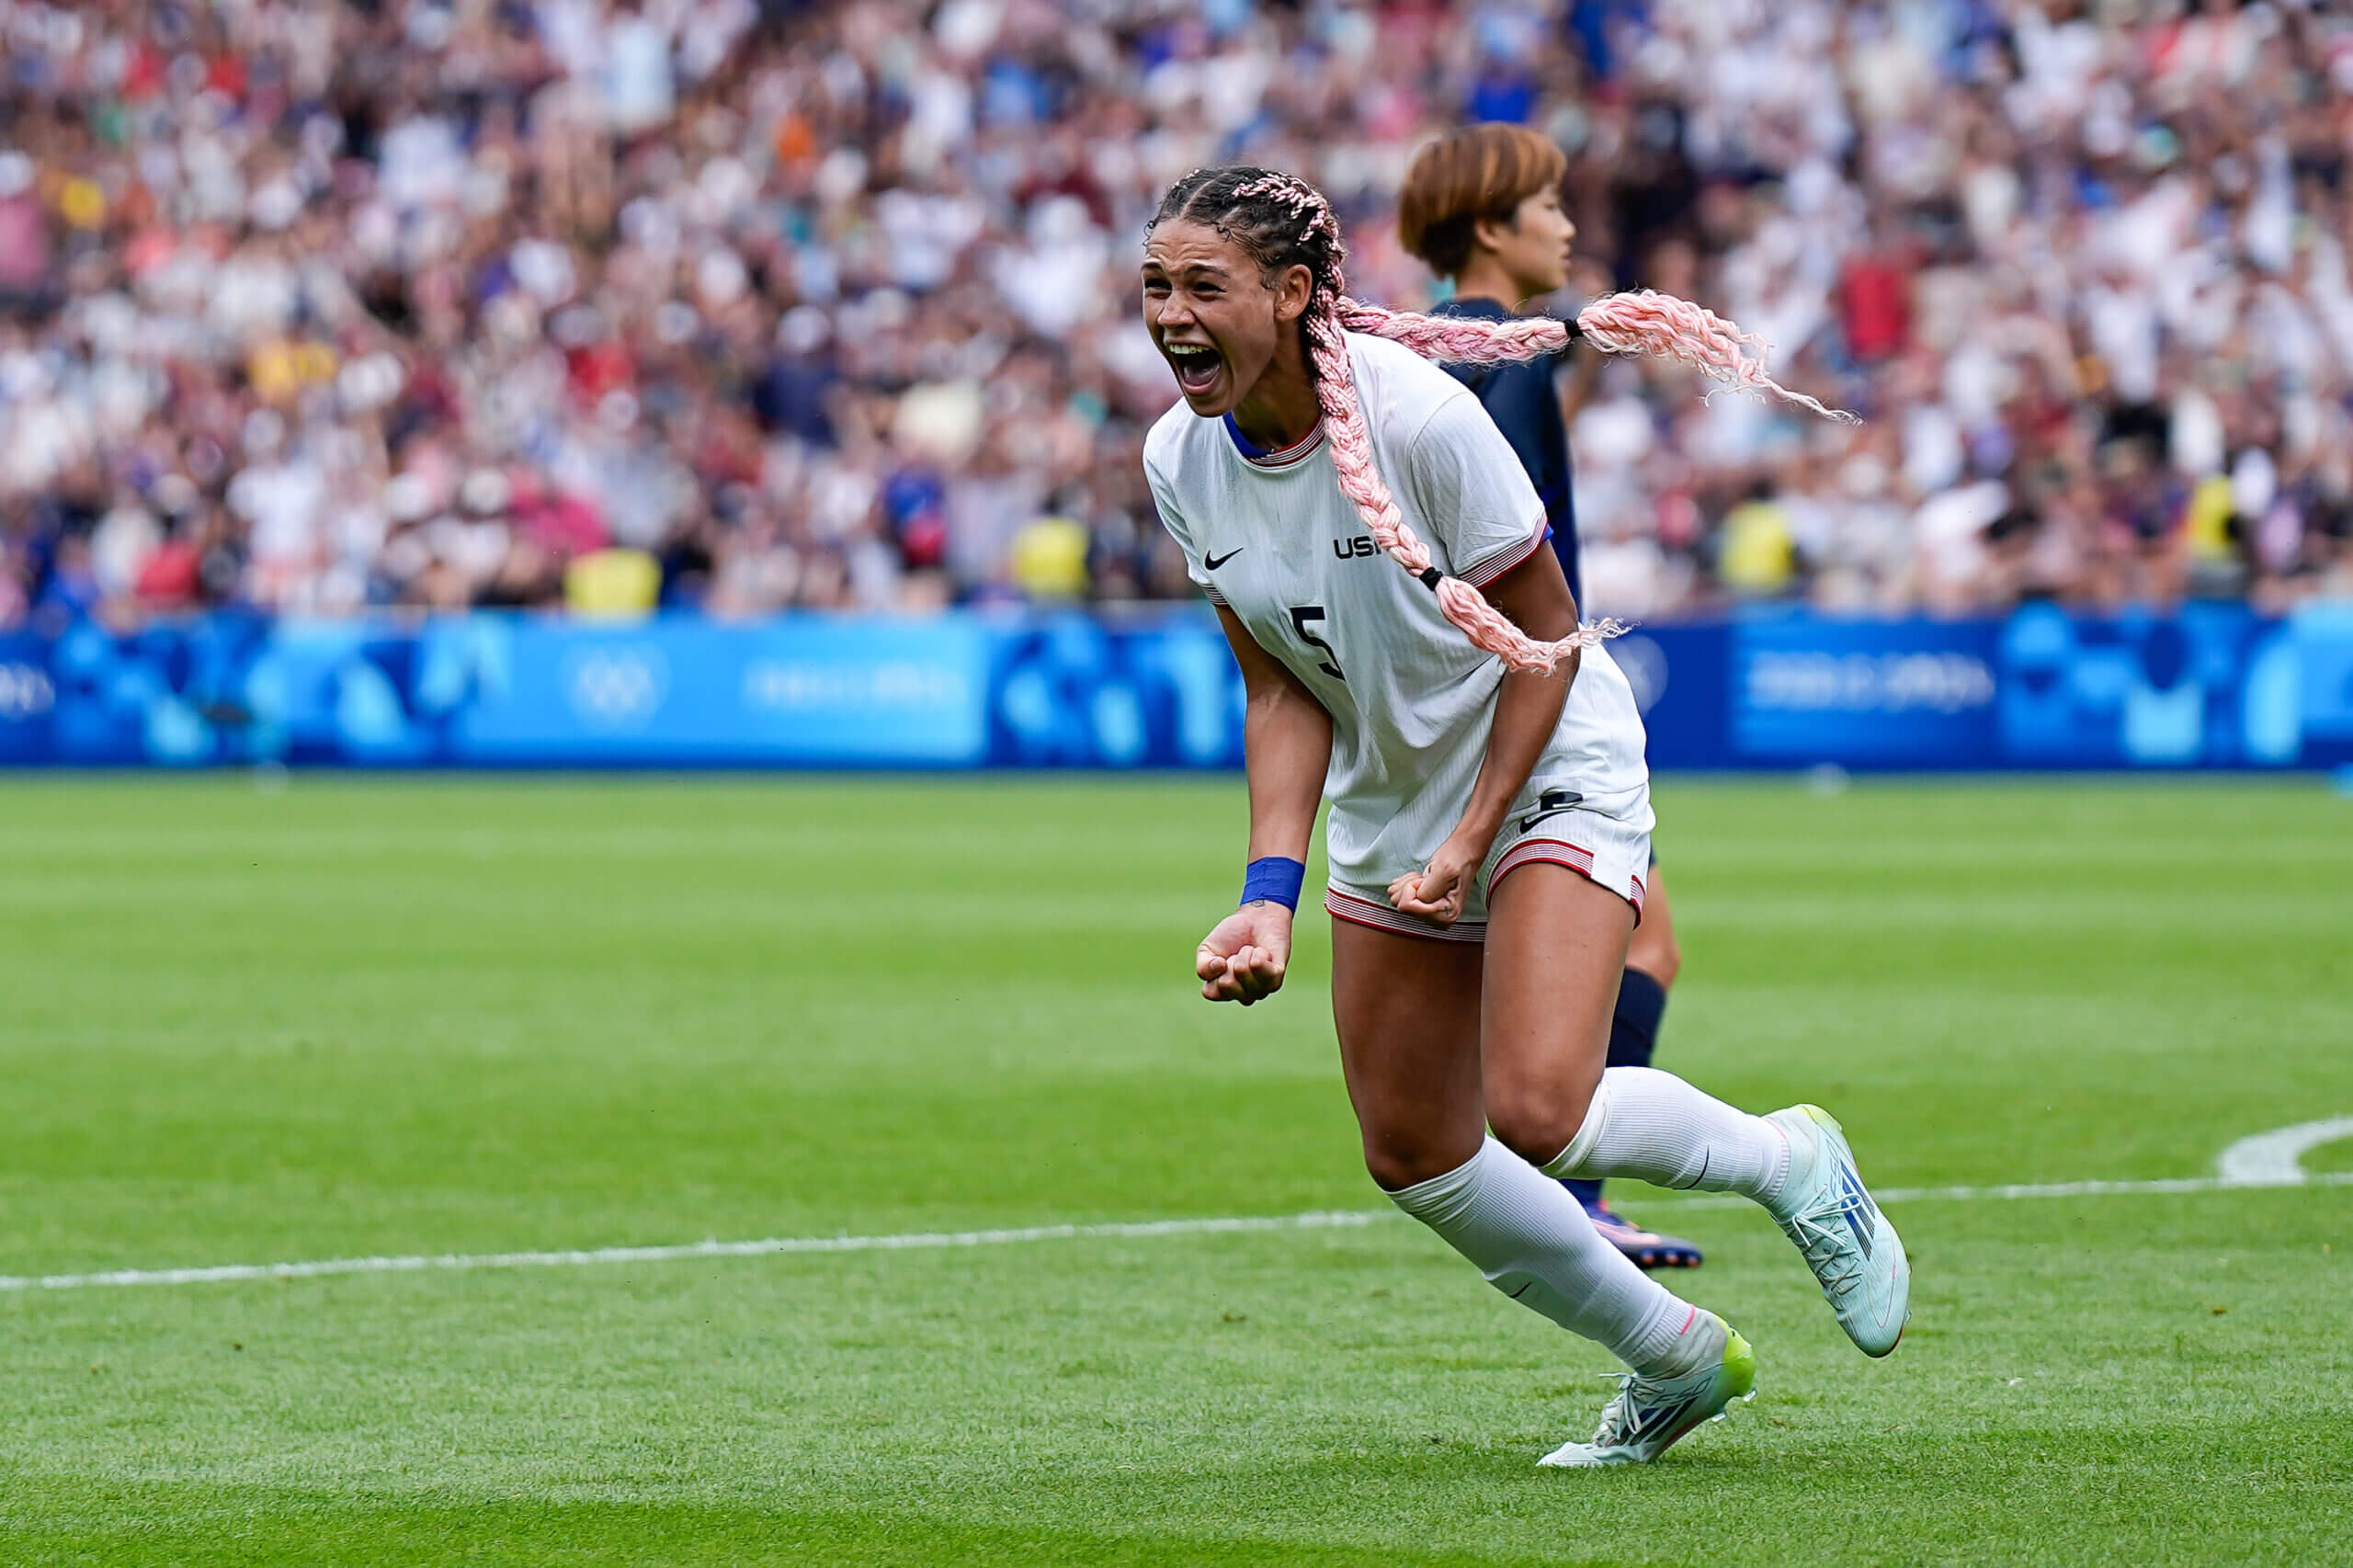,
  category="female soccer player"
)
[1398,123,1698,1270]
[1141,166,1903,1467]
